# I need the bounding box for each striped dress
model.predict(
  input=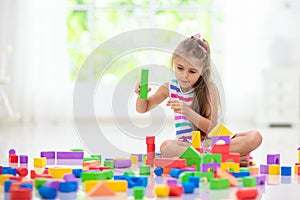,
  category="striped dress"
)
[169,79,194,142]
